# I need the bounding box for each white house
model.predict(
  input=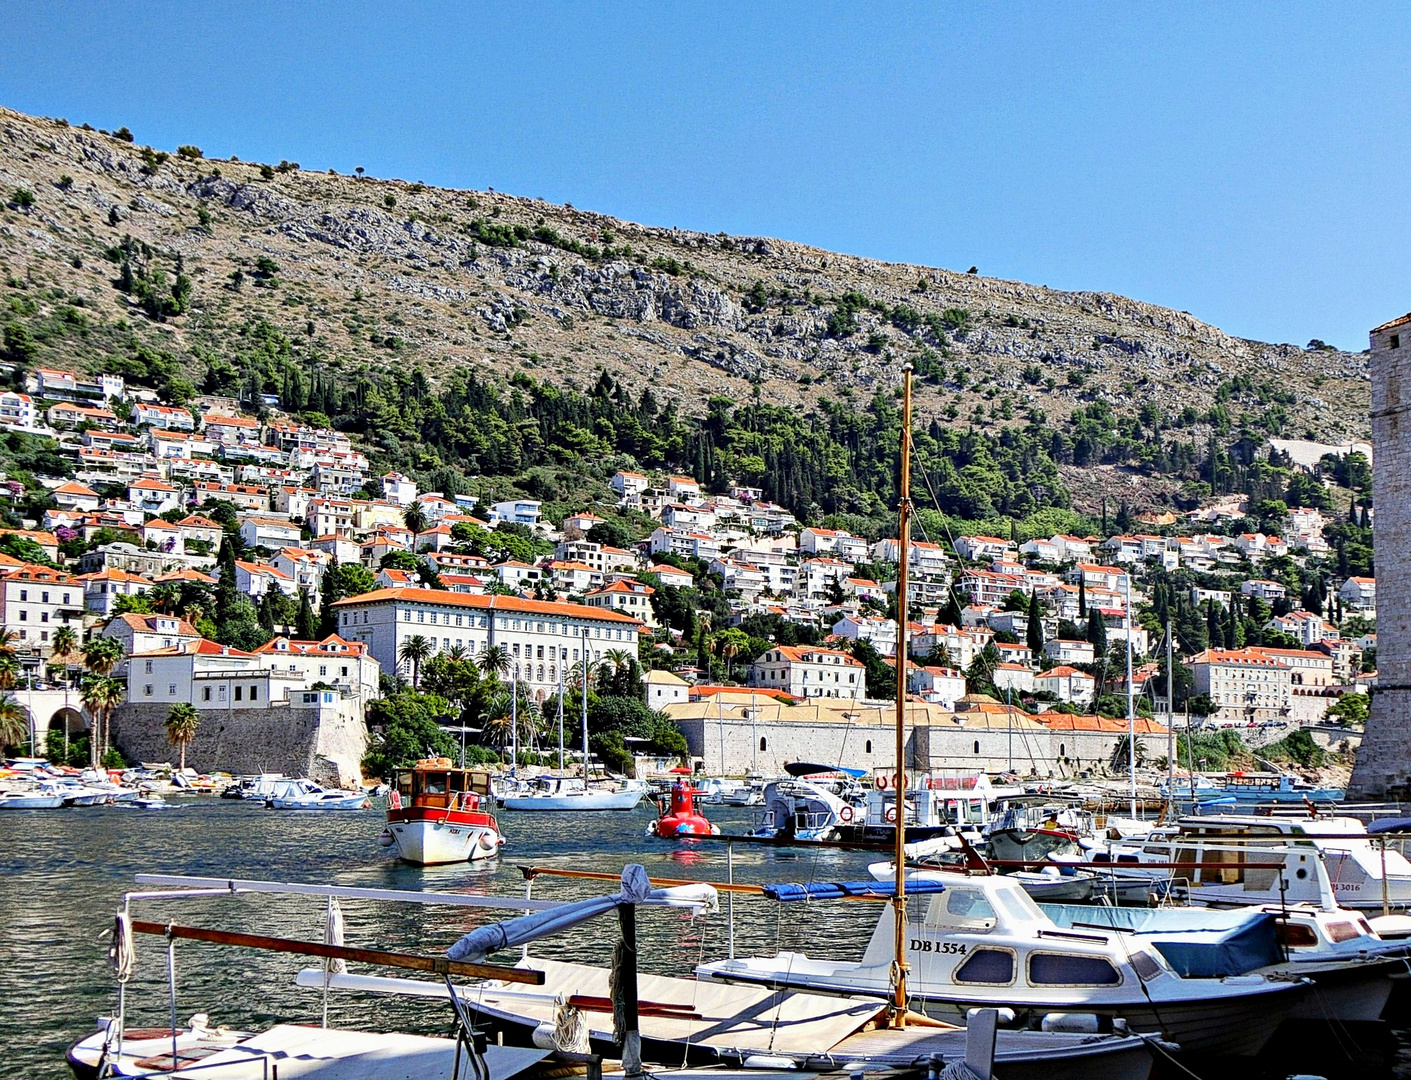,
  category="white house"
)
[379,472,418,506]
[1241,579,1287,602]
[749,645,866,700]
[0,563,83,660]
[102,612,202,656]
[1043,638,1096,665]
[611,470,650,506]
[51,481,101,512]
[133,403,195,431]
[239,516,303,551]
[253,634,381,701]
[127,477,183,515]
[831,614,899,656]
[1033,665,1096,704]
[1339,576,1376,615]
[953,535,1015,562]
[909,665,967,708]
[489,500,543,527]
[234,560,297,599]
[78,566,152,615]
[0,392,39,430]
[666,475,701,501]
